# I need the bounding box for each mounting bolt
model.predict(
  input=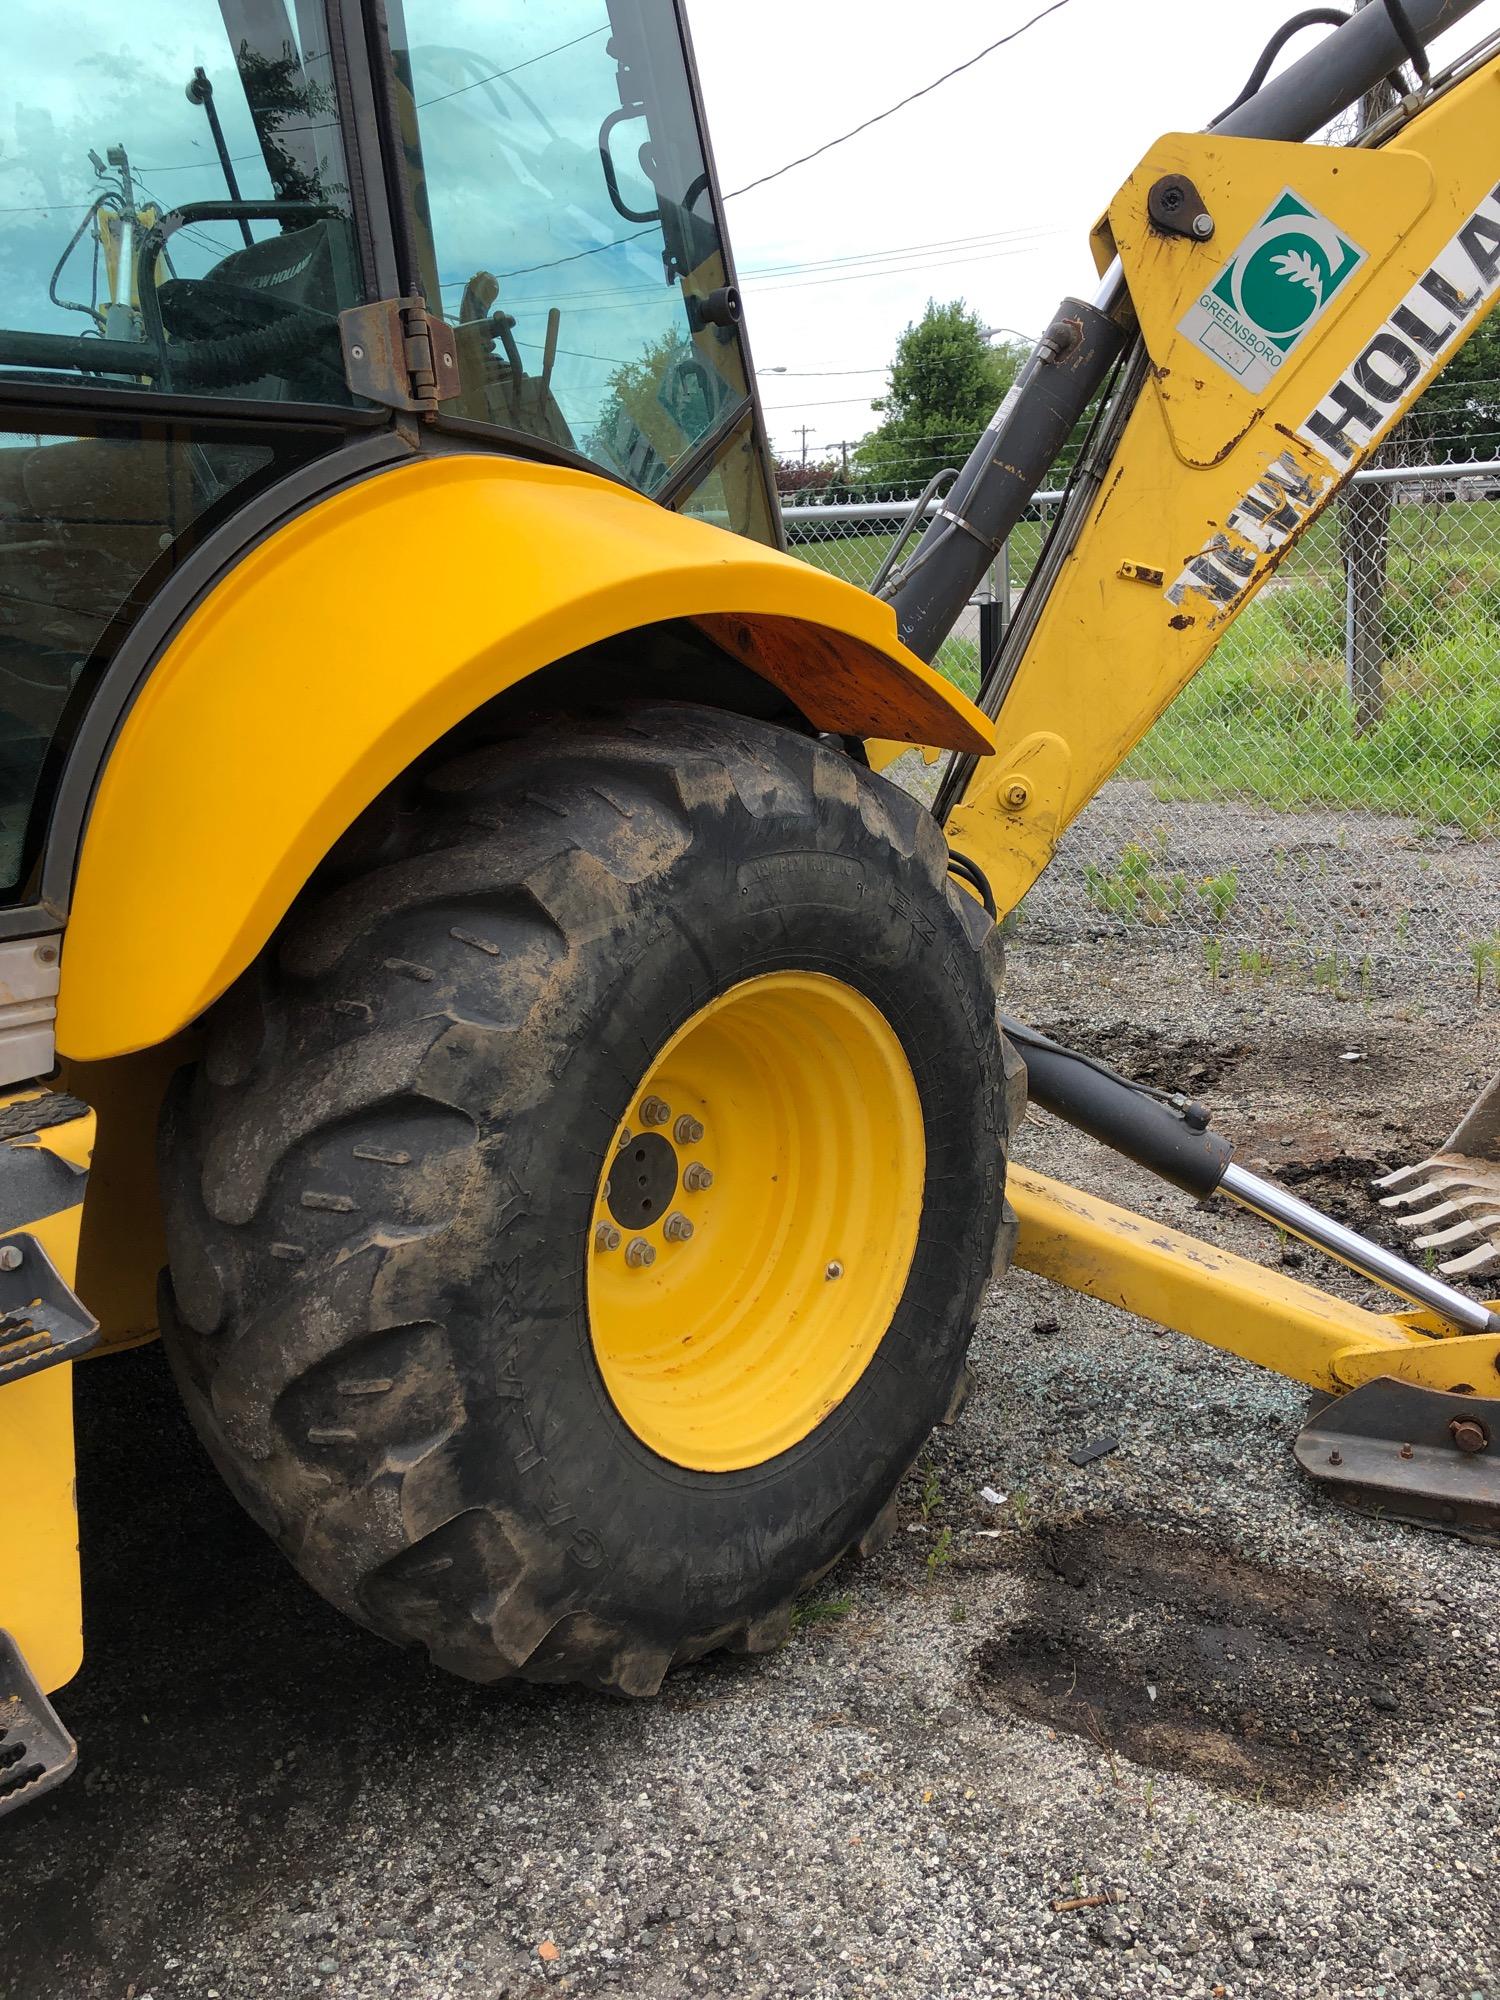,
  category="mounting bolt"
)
[350,343,365,360]
[1327,1449,1342,1466]
[639,1096,671,1127]
[617,1128,632,1150]
[683,1162,714,1192]
[663,1211,694,1243]
[673,1114,705,1146]
[625,1238,656,1268]
[1399,1442,1415,1460]
[1449,1415,1489,1455]
[594,1222,622,1252]
[1002,778,1031,812]
[1192,212,1215,240]
[34,943,58,966]
[826,1260,844,1281]
[0,1244,20,1272]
